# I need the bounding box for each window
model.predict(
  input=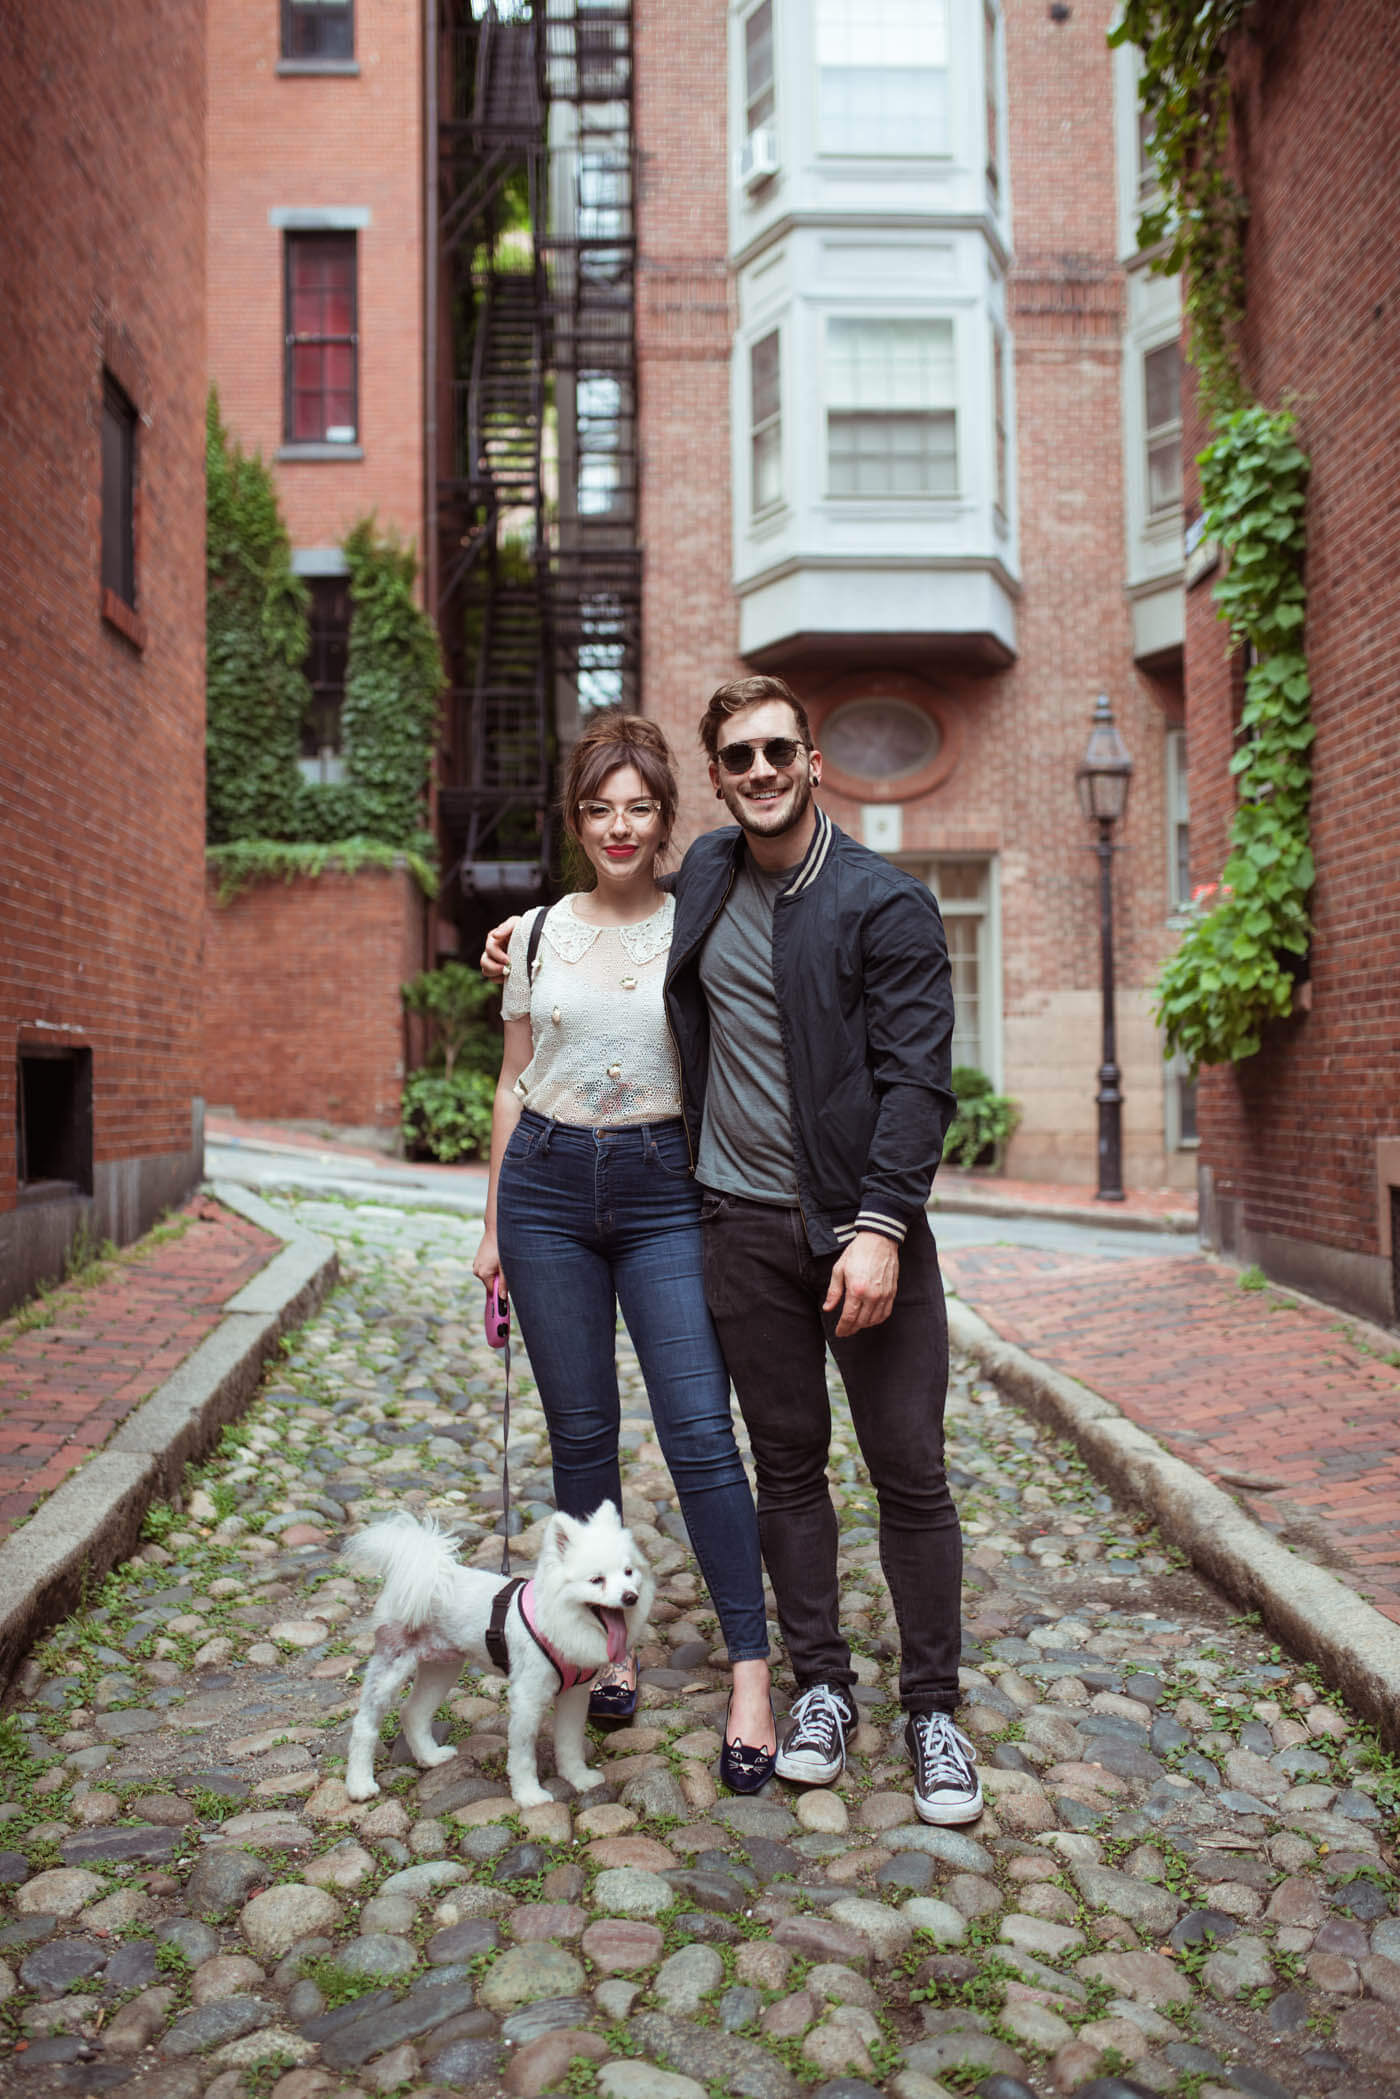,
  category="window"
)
[925,860,996,1079]
[991,325,1008,518]
[1165,726,1190,912]
[299,576,351,784]
[1137,103,1158,202]
[282,0,353,61]
[1144,338,1182,516]
[826,318,957,498]
[101,374,137,609]
[984,3,1001,199]
[816,0,948,157]
[285,233,358,444]
[577,372,628,517]
[750,331,781,513]
[16,1048,93,1199]
[745,1,775,133]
